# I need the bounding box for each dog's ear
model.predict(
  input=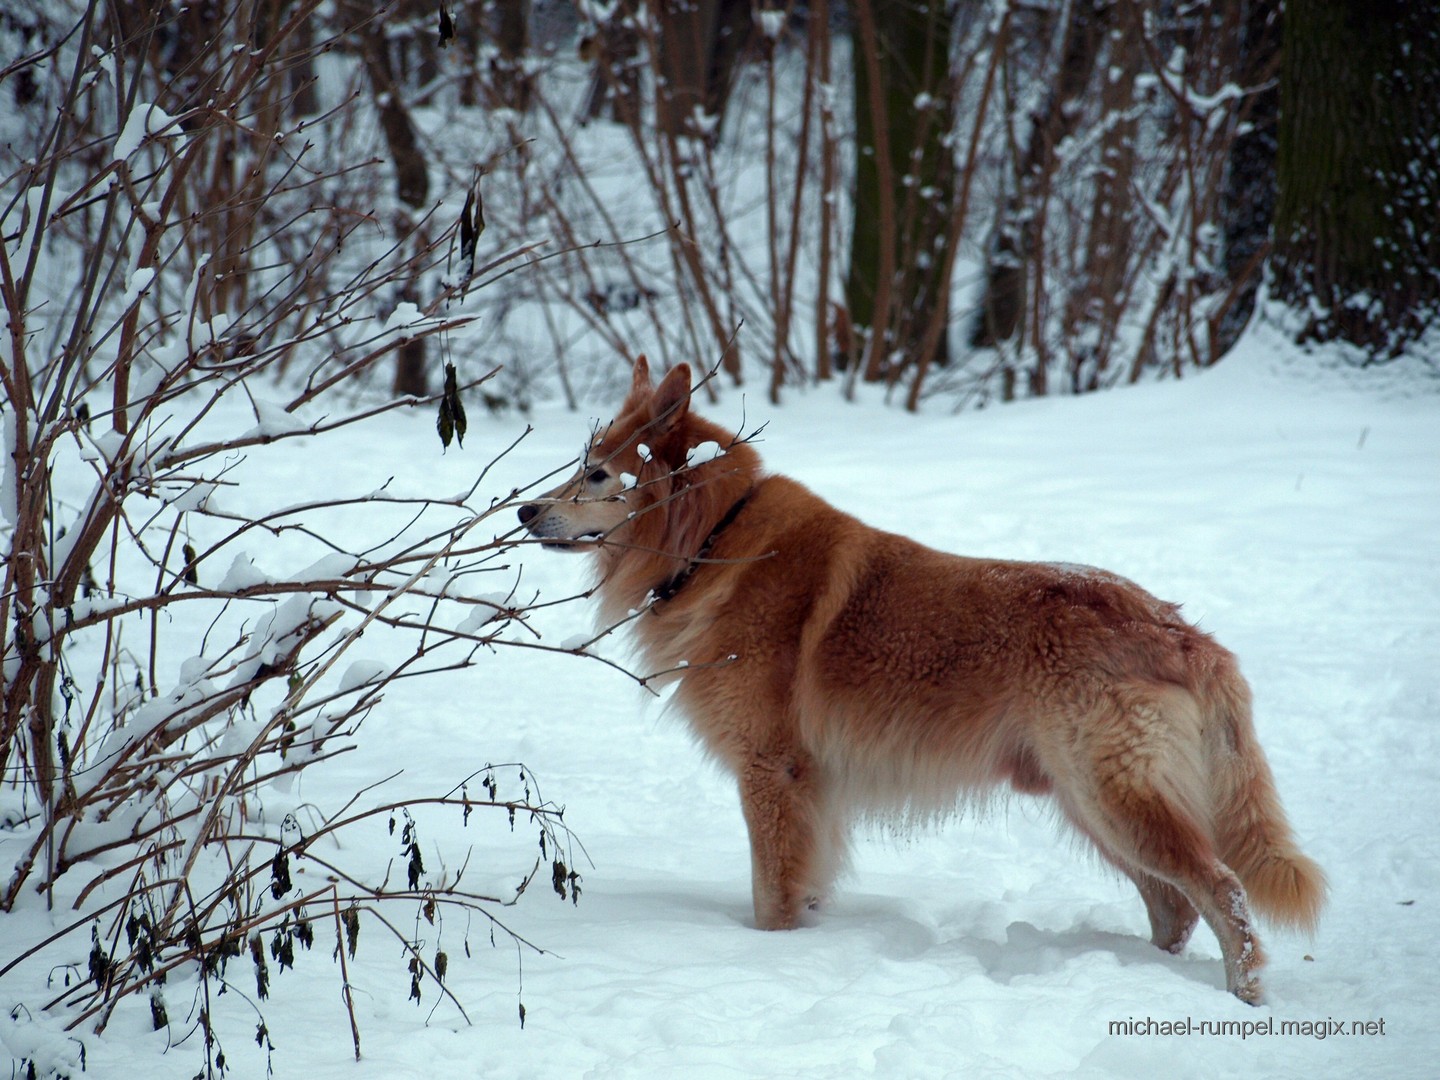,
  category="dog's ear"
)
[651,363,691,434]
[629,354,653,397]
